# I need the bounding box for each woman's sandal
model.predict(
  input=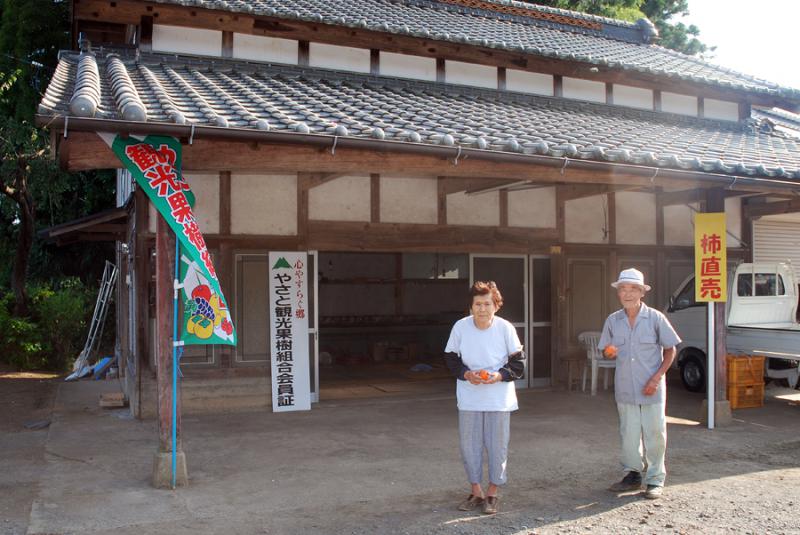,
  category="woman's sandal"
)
[482,496,499,515]
[457,494,484,511]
